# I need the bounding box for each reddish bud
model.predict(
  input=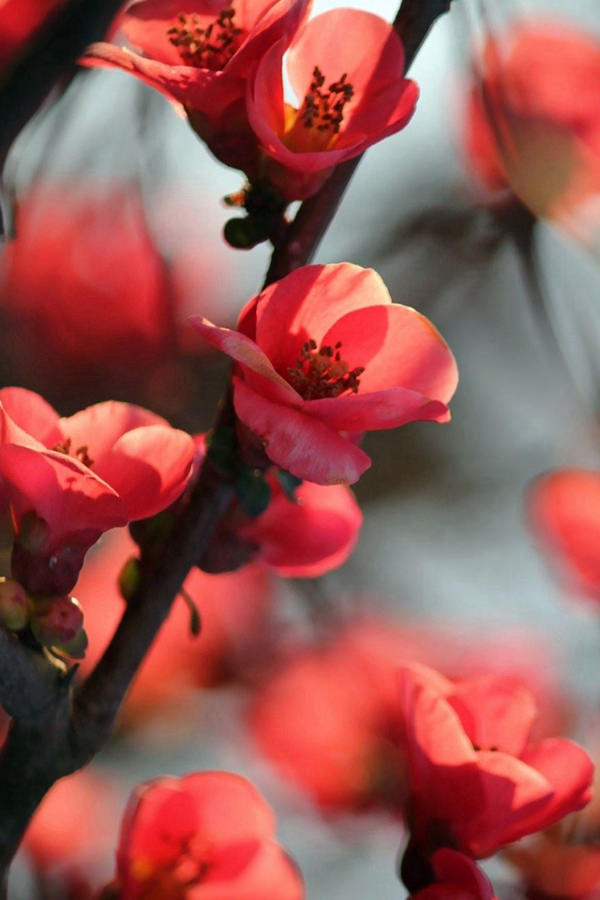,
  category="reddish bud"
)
[31,595,84,647]
[0,578,30,630]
